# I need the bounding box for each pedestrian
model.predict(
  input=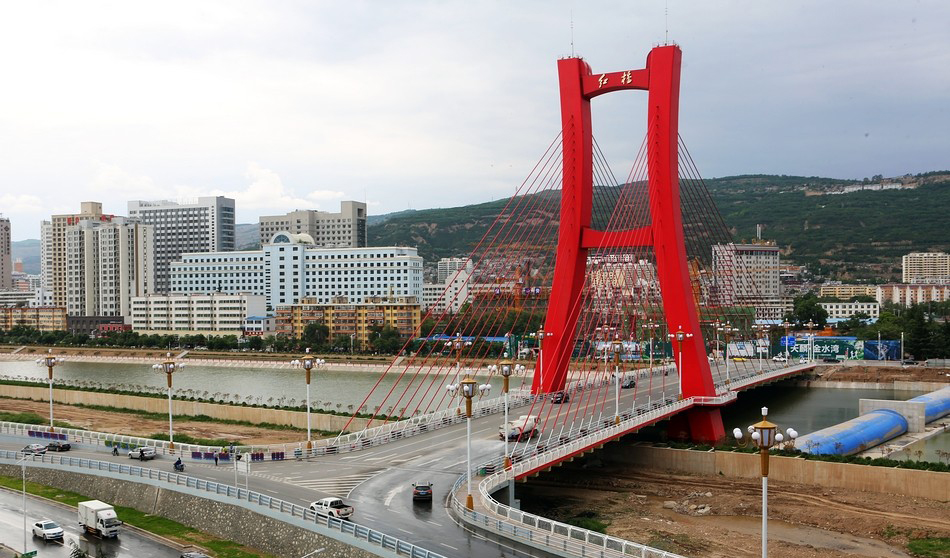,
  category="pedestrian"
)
[139,451,145,462]
[214,453,218,466]
[112,445,119,456]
